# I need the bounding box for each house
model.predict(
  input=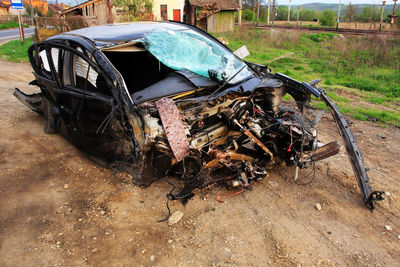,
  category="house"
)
[3,0,48,15]
[0,1,10,15]
[152,0,183,21]
[184,0,239,33]
[61,0,114,26]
